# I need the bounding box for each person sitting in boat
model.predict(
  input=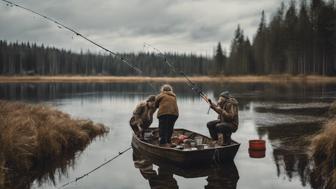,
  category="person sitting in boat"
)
[155,84,179,147]
[207,91,239,145]
[130,95,156,138]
